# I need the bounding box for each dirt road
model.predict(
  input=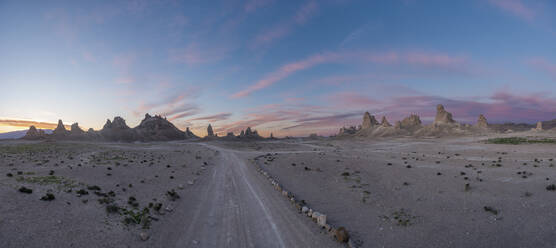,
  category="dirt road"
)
[153,143,340,248]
